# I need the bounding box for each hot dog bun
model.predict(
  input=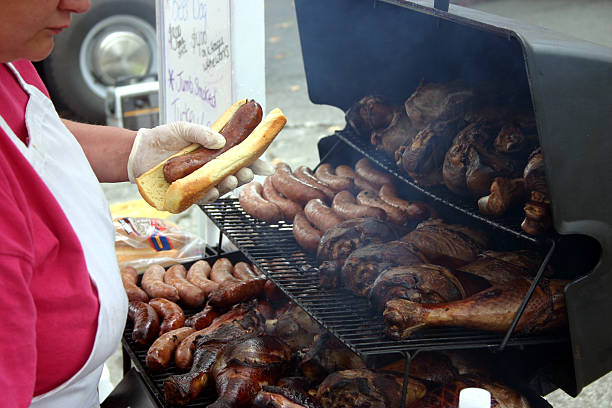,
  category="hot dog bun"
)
[136,99,286,213]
